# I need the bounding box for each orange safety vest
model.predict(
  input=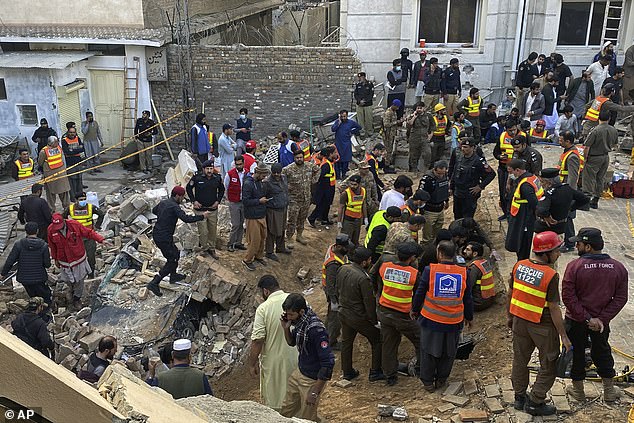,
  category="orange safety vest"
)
[344,187,365,219]
[584,96,609,121]
[295,139,311,161]
[510,175,544,216]
[400,203,416,216]
[324,159,336,186]
[433,115,448,136]
[365,153,379,172]
[15,158,34,180]
[378,261,418,313]
[498,132,515,164]
[466,97,481,117]
[509,259,556,323]
[69,203,94,228]
[559,147,585,181]
[44,146,64,169]
[473,259,495,299]
[63,136,81,157]
[311,153,324,166]
[529,128,548,139]
[321,244,347,287]
[420,263,467,324]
